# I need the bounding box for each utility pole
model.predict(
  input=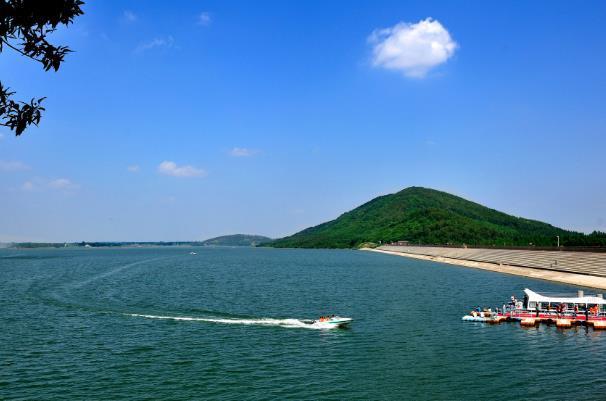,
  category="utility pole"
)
[557,235,560,248]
